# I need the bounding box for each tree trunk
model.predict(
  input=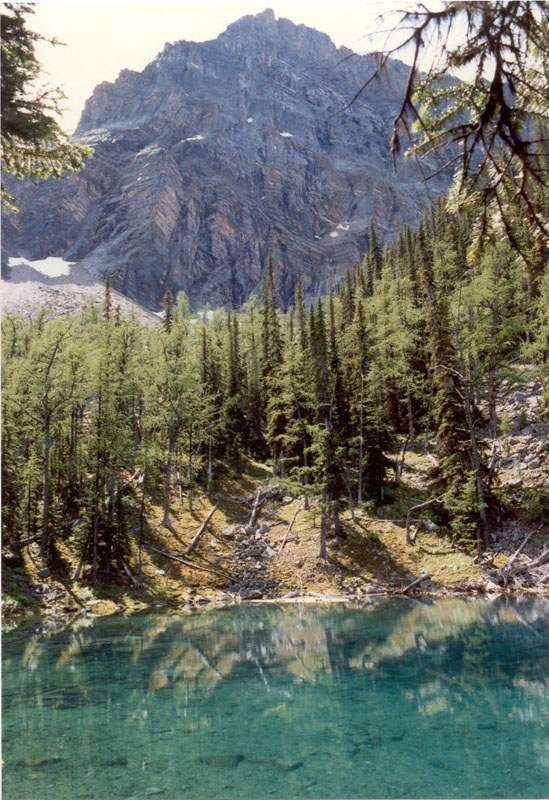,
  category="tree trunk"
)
[184,503,219,555]
[454,322,489,554]
[395,436,410,484]
[39,415,51,563]
[488,295,500,437]
[188,426,194,513]
[406,387,415,444]
[138,476,146,584]
[91,481,100,583]
[333,503,342,538]
[163,424,175,528]
[342,466,356,522]
[319,485,328,561]
[423,330,435,448]
[358,372,364,507]
[207,432,213,492]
